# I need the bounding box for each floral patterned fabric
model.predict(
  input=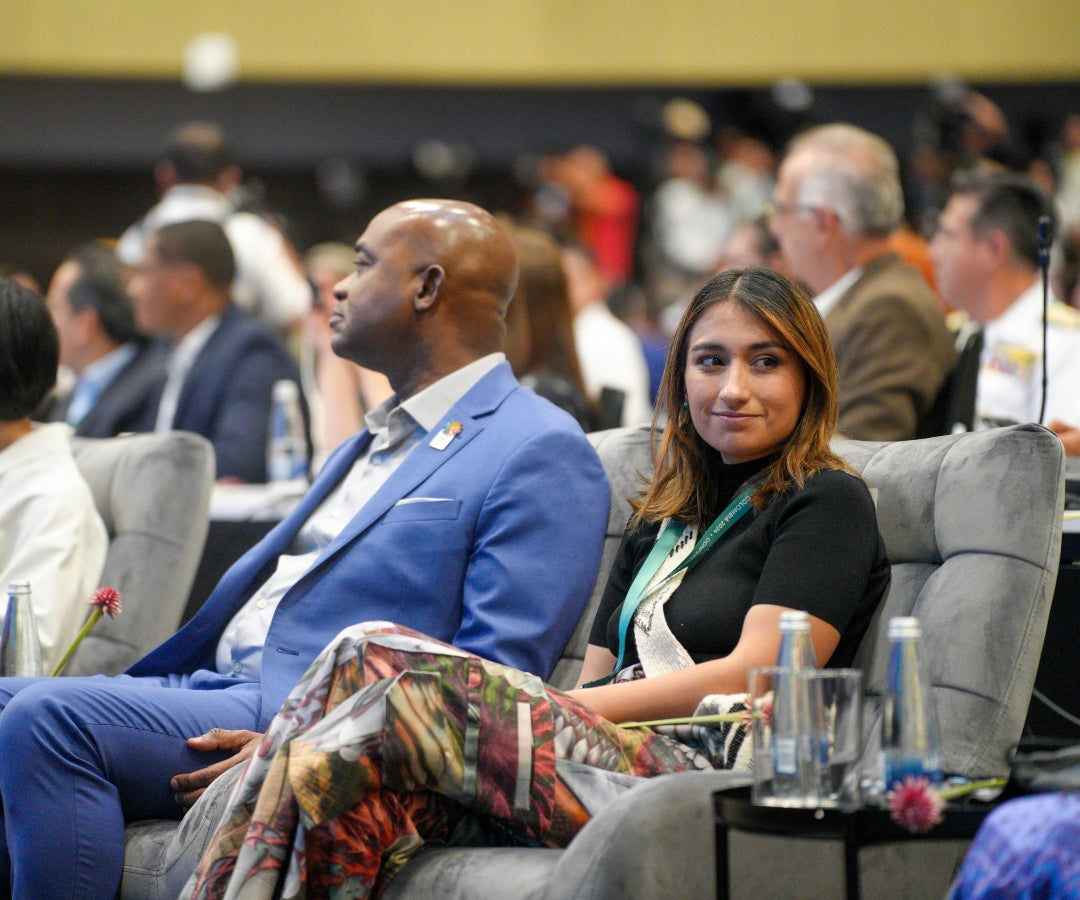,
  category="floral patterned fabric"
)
[189,622,719,900]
